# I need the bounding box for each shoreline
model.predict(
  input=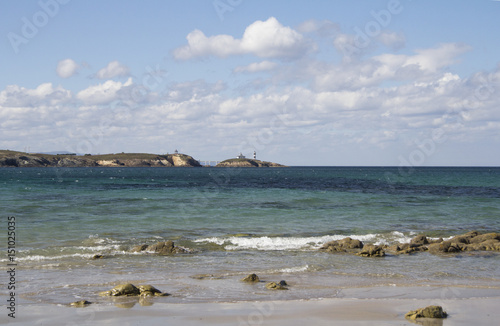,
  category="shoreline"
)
[9,286,500,325]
